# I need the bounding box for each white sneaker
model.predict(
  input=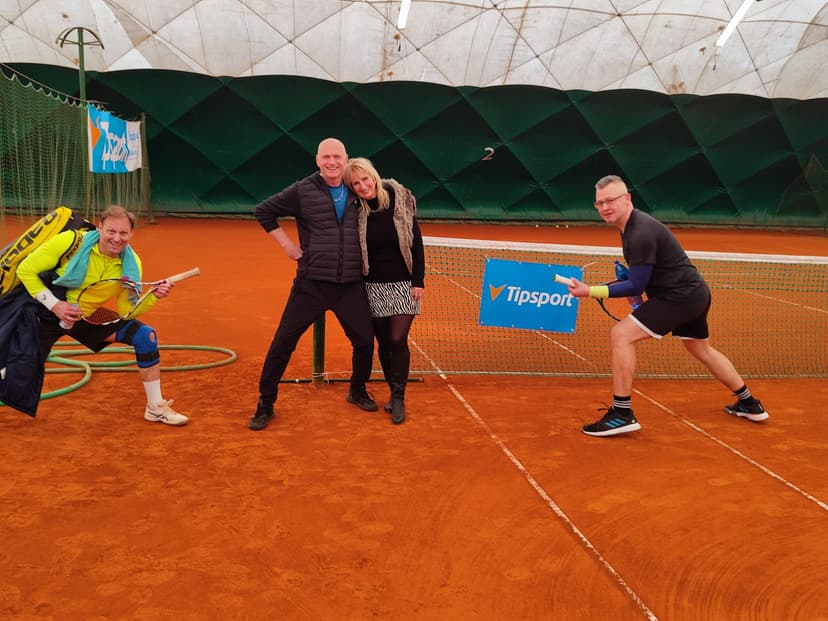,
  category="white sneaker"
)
[144,399,189,426]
